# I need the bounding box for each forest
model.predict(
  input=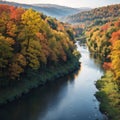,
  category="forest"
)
[0,2,120,120]
[64,4,120,25]
[63,3,120,120]
[0,4,80,104]
[83,11,120,120]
